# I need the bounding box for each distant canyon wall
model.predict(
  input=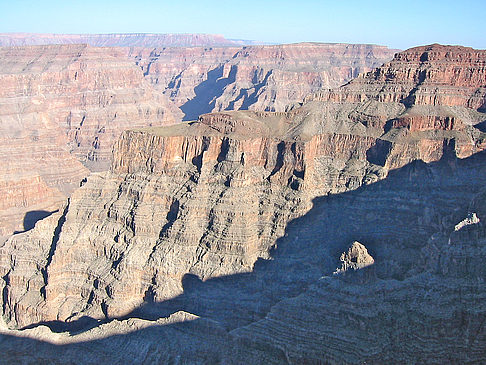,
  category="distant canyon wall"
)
[0,33,247,47]
[130,42,398,119]
[0,44,179,235]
